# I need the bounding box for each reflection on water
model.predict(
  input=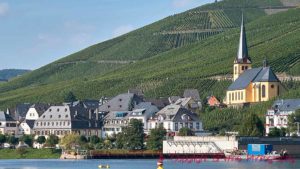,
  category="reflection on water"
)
[0,159,299,169]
